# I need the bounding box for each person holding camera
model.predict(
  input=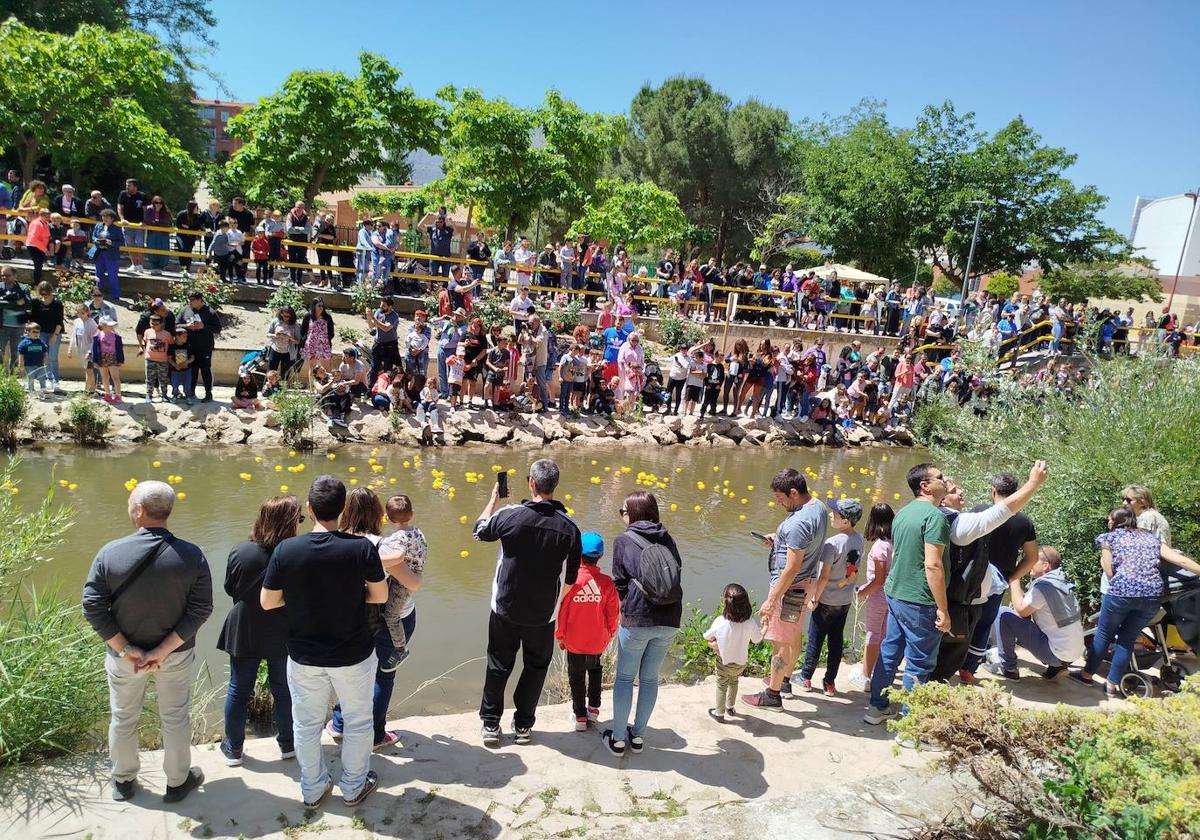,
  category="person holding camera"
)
[0,266,31,373]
